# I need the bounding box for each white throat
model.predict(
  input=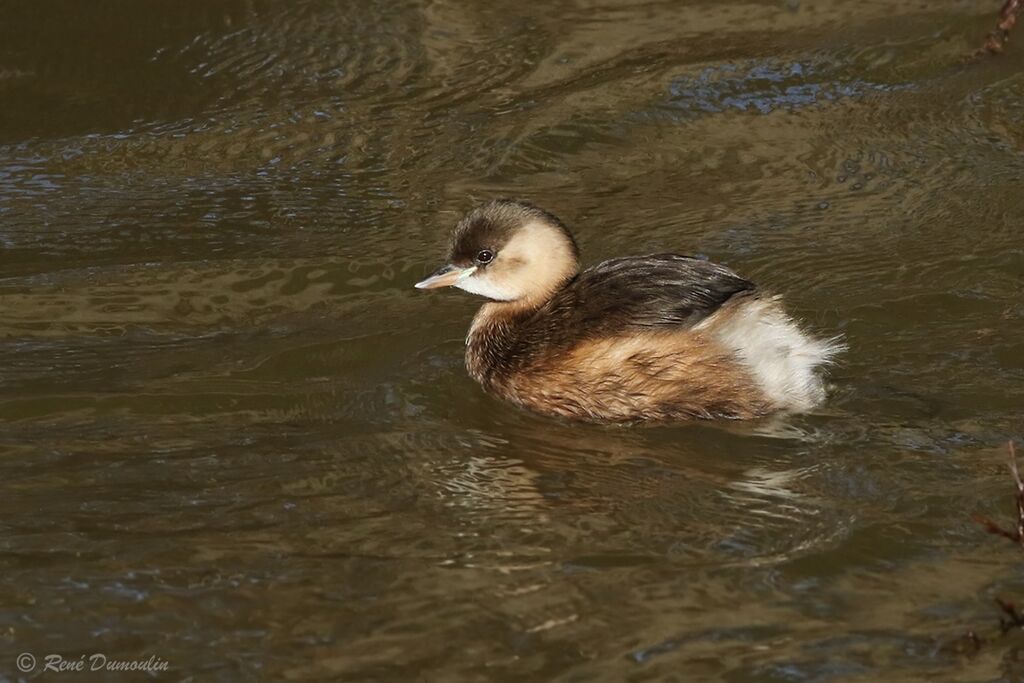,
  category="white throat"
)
[454,276,519,301]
